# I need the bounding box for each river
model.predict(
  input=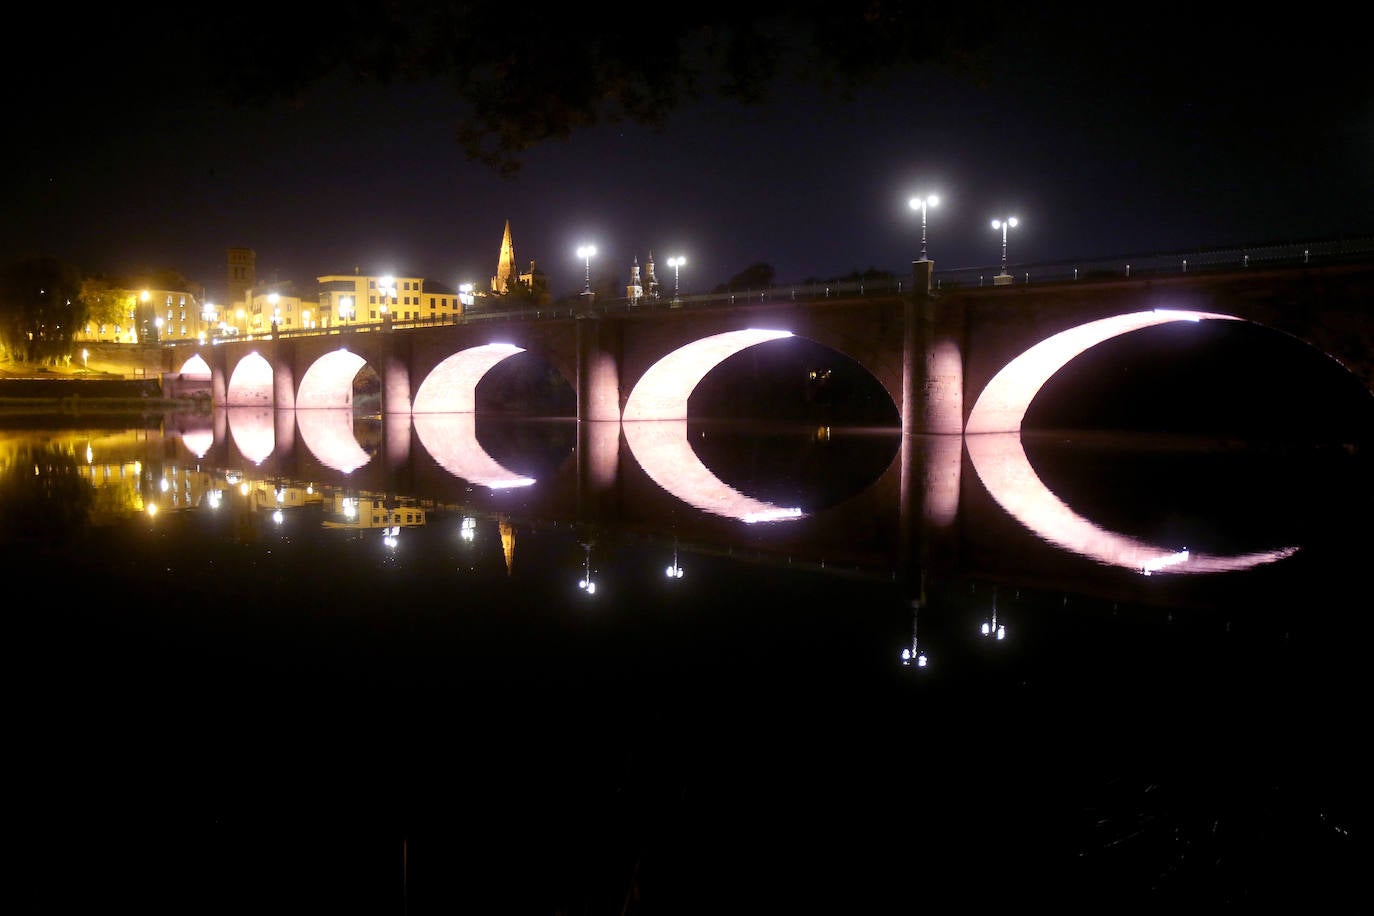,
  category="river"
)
[3,392,1369,911]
